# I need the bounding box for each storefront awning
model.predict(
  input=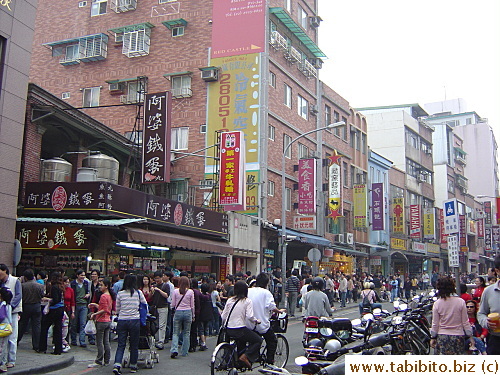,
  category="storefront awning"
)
[17,217,145,226]
[330,245,369,257]
[356,242,387,250]
[278,228,330,246]
[127,228,233,255]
